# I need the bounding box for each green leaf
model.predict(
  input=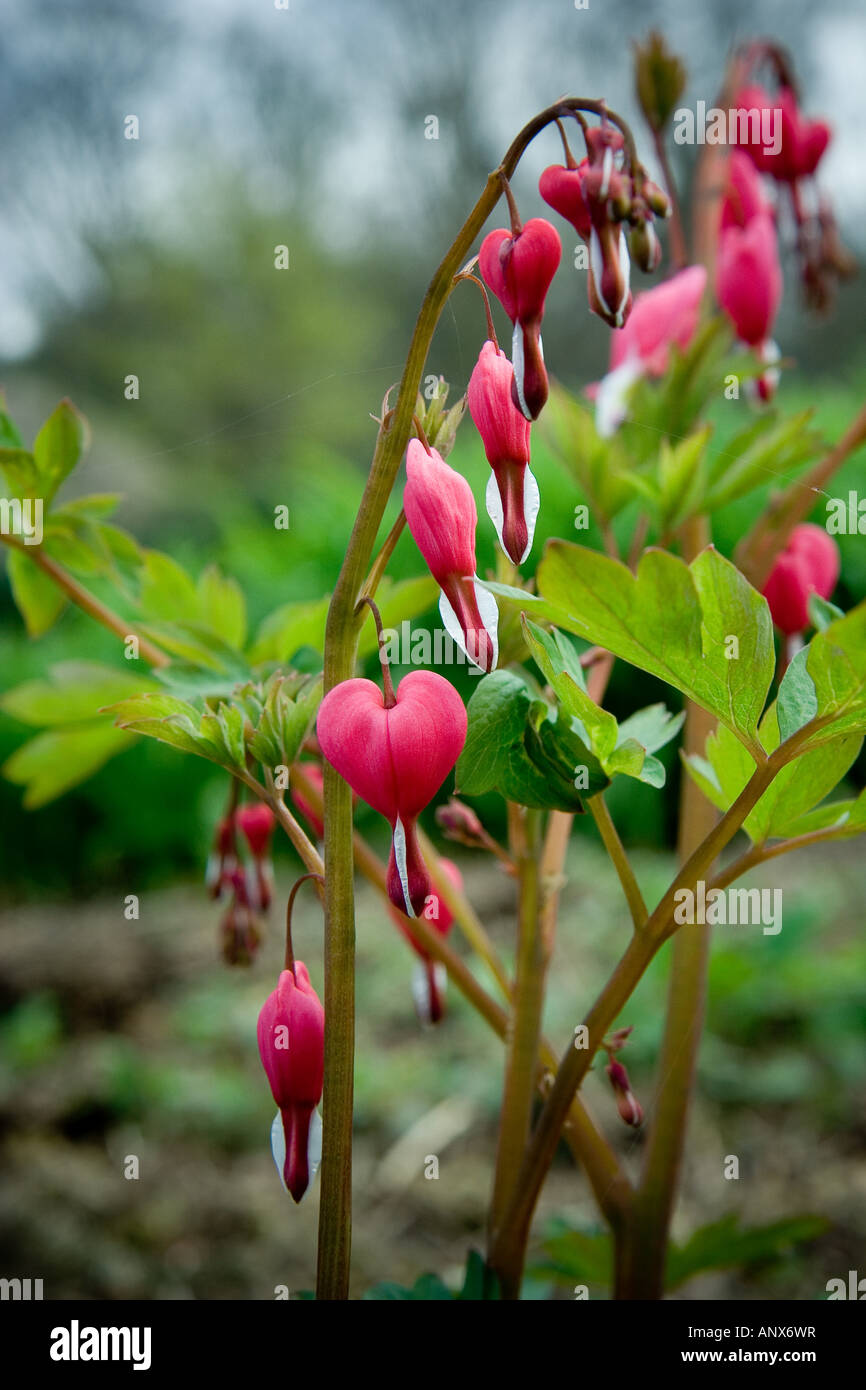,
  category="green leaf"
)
[794,603,866,750]
[138,551,202,624]
[0,398,24,449]
[657,426,710,533]
[6,549,68,637]
[197,564,247,649]
[0,662,155,726]
[683,708,862,843]
[779,785,866,840]
[0,448,41,500]
[808,592,845,632]
[106,692,226,764]
[33,399,90,503]
[665,1213,828,1292]
[248,596,330,665]
[458,1250,500,1301]
[3,723,135,808]
[455,670,534,797]
[535,543,773,754]
[455,669,606,809]
[704,410,820,512]
[530,1221,613,1289]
